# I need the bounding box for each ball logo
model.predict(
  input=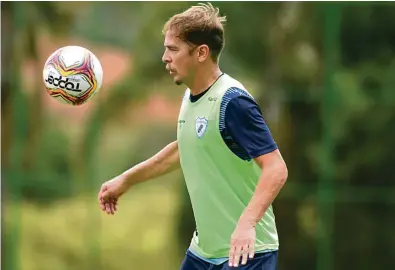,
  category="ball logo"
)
[45,75,81,92]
